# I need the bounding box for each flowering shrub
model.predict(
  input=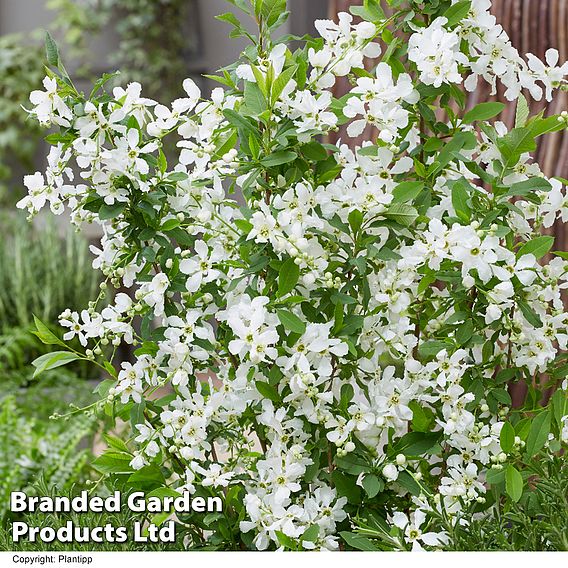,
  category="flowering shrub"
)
[20,0,568,551]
